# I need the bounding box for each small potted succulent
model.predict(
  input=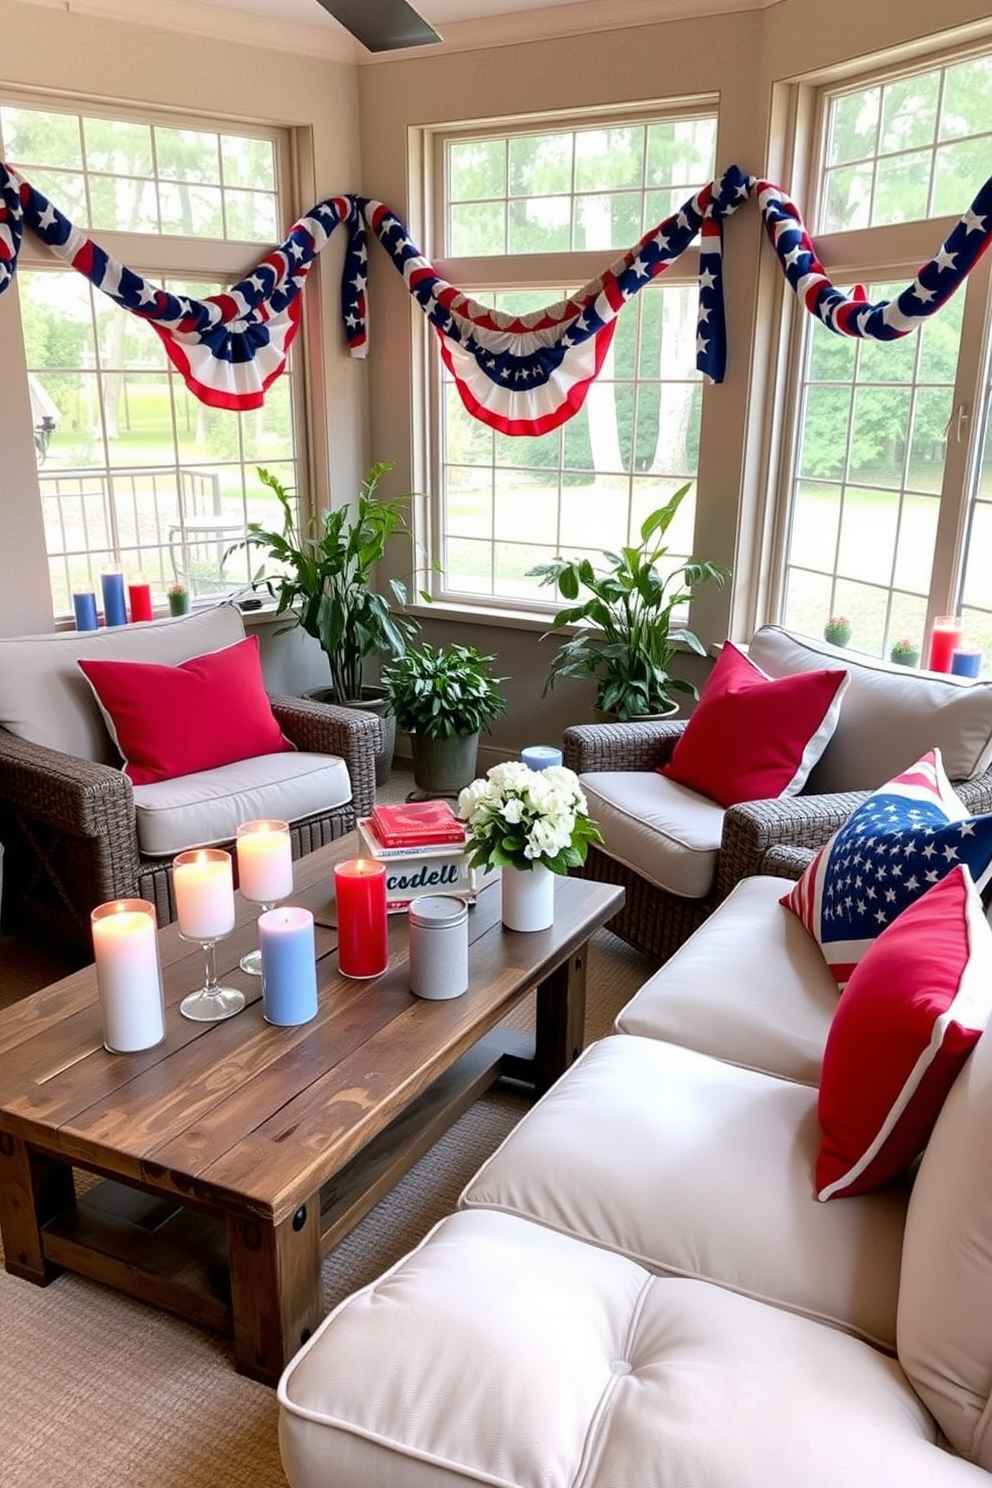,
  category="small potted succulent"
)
[167,581,190,616]
[889,638,920,667]
[823,615,851,647]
